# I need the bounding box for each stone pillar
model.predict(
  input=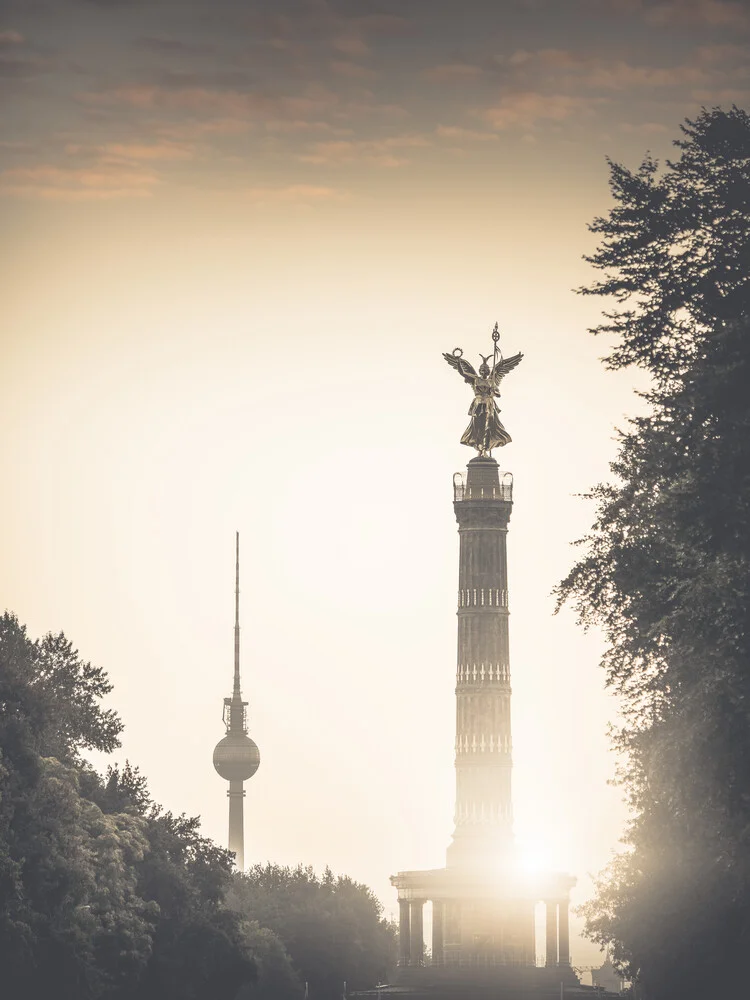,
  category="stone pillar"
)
[398,899,411,966]
[447,457,514,870]
[558,899,570,966]
[545,901,558,967]
[432,901,444,966]
[410,900,425,966]
[528,901,537,966]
